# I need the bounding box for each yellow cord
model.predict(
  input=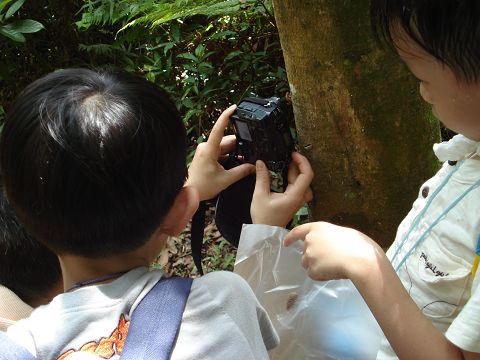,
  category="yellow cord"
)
[473,256,479,281]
